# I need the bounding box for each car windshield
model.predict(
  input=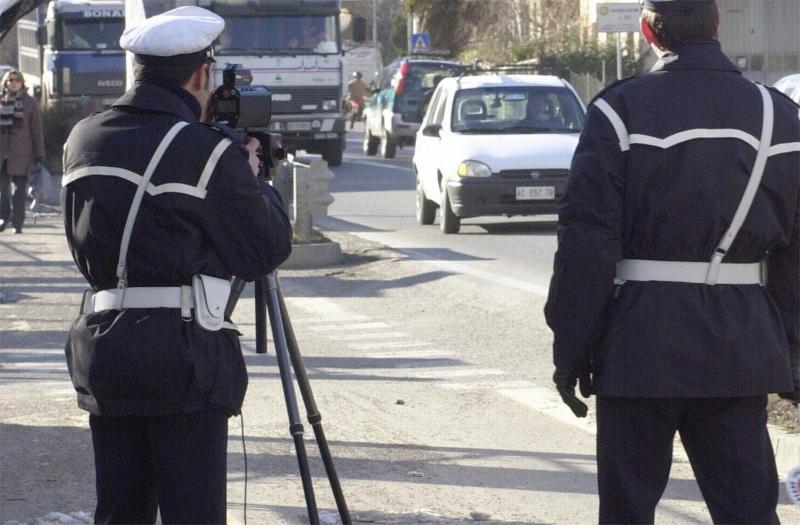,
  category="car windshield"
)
[61,19,123,50]
[215,15,339,54]
[397,62,462,93]
[451,86,585,134]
